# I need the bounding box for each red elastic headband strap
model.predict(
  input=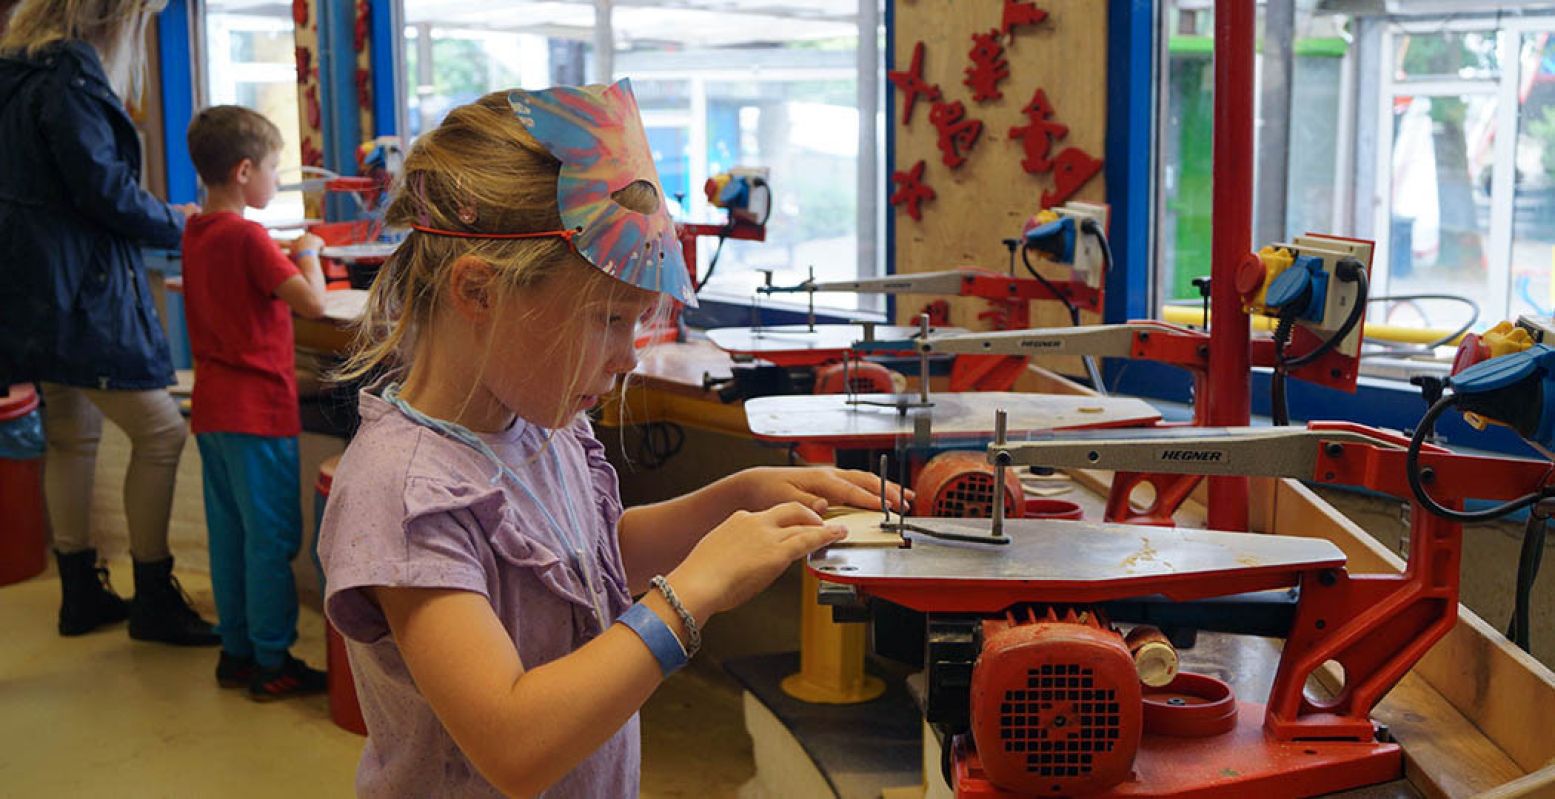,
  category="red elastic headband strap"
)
[410,224,580,250]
